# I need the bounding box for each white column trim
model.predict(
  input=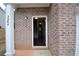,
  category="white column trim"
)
[5,4,15,56]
